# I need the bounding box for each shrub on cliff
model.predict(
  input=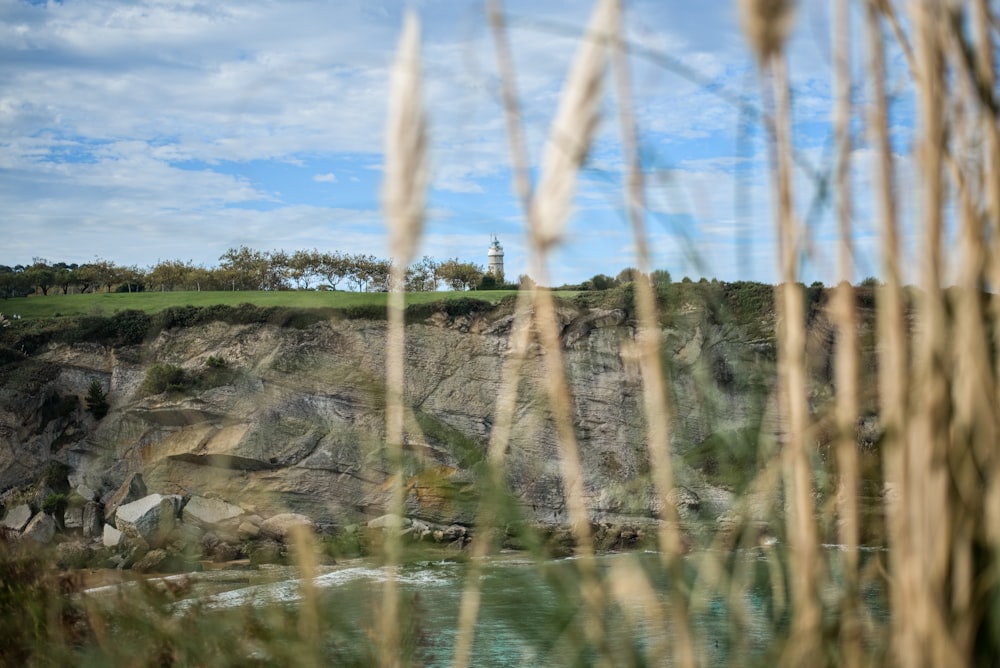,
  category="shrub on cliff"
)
[85,379,109,419]
[140,363,188,396]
